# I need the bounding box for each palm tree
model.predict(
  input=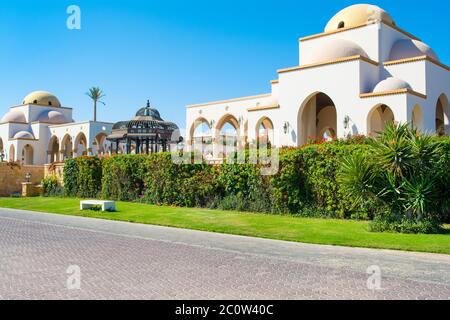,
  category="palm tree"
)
[86,87,106,122]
